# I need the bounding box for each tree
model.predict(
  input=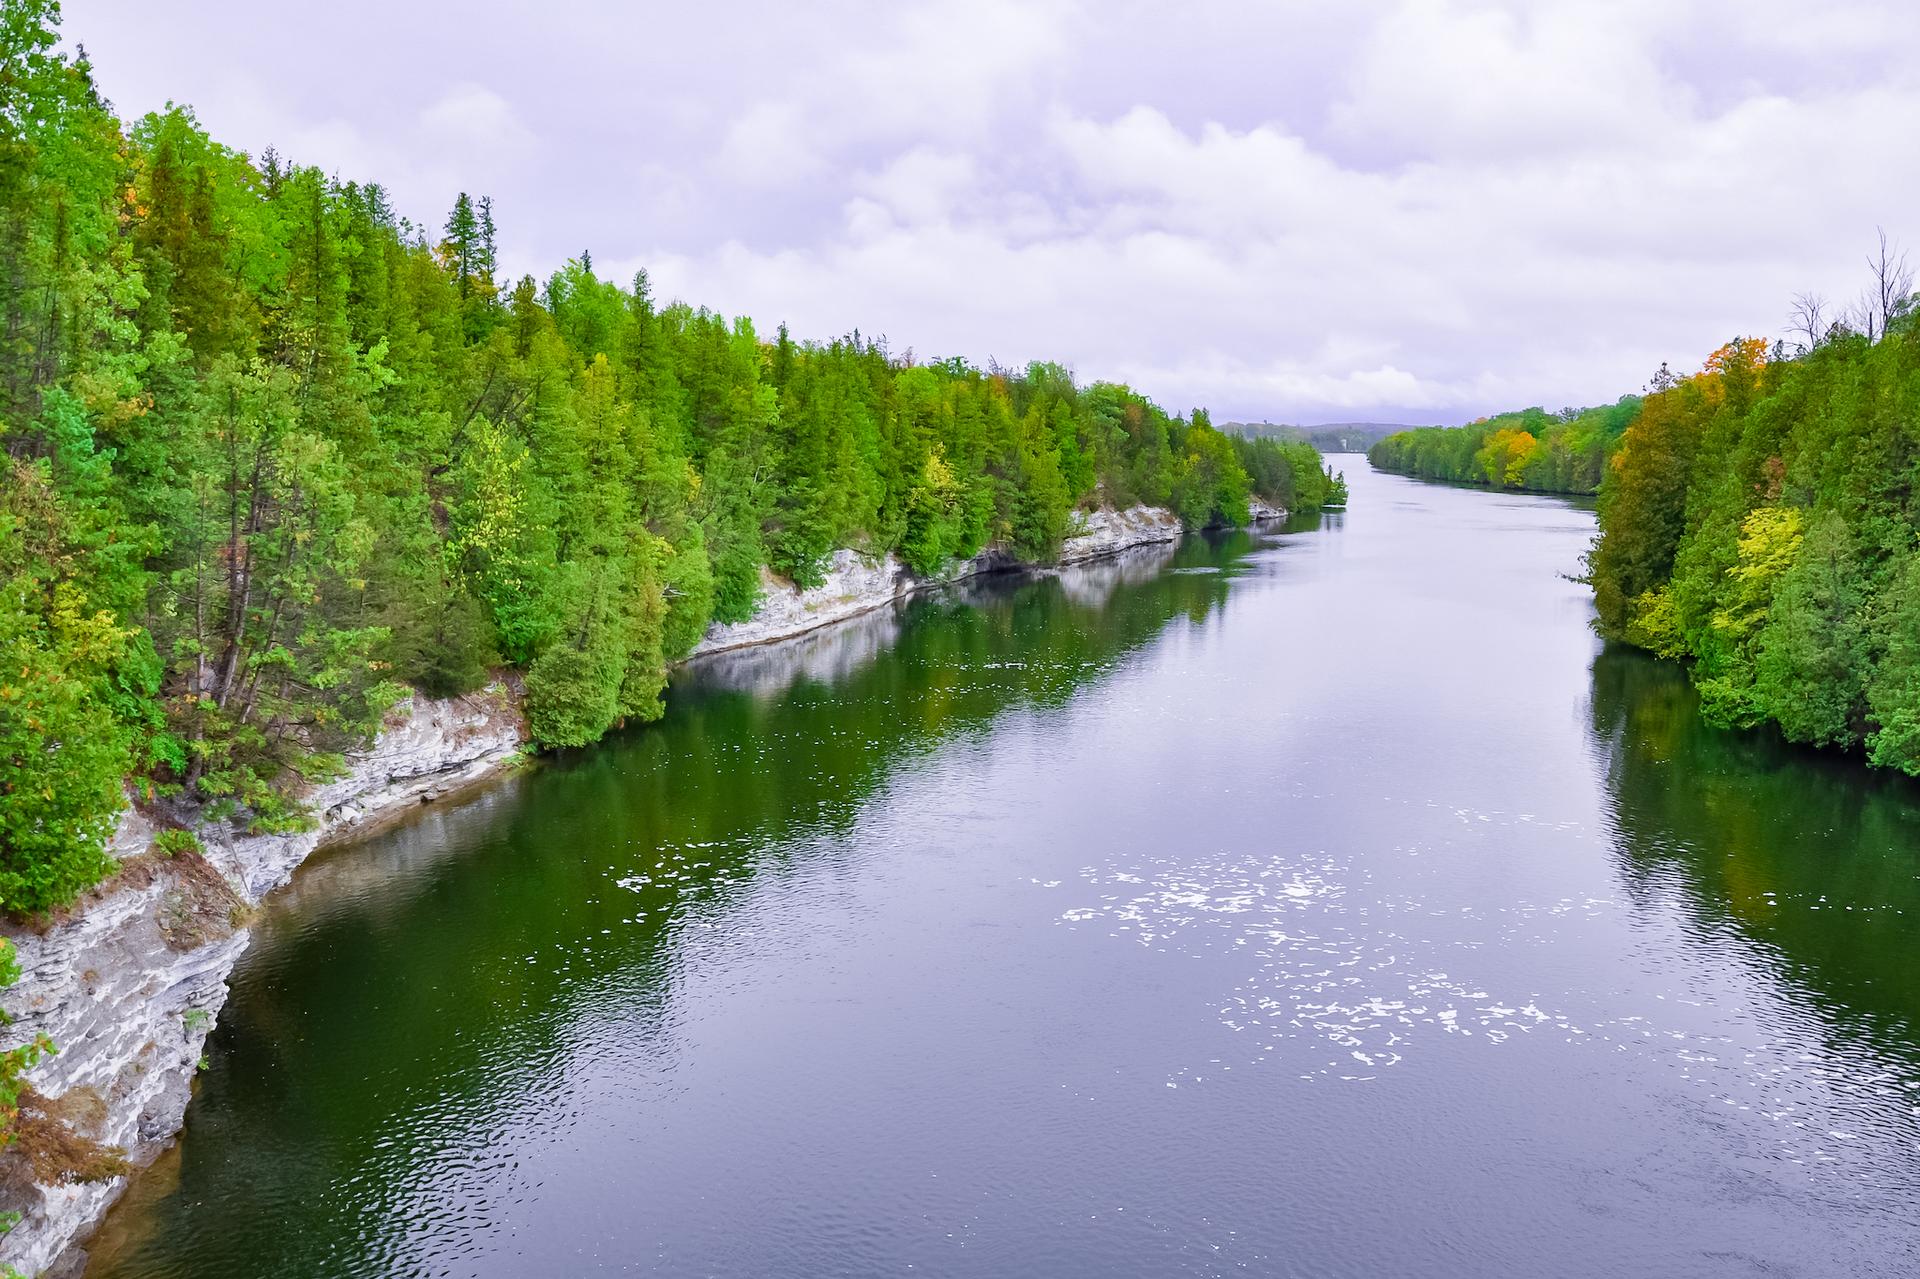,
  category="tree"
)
[1848,228,1915,343]
[1008,402,1070,560]
[0,458,128,912]
[1752,513,1867,746]
[1584,271,1920,772]
[450,417,559,663]
[1867,553,1920,774]
[1590,381,1708,635]
[1788,292,1827,354]
[158,358,398,825]
[0,0,1355,908]
[443,193,480,300]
